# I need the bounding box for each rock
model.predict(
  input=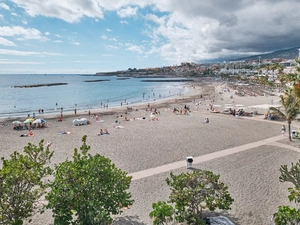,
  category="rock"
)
[205,216,234,225]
